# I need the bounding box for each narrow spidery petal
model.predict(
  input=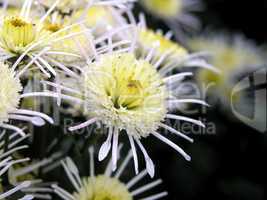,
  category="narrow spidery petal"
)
[153,131,191,161]
[135,139,155,178]
[142,191,168,200]
[126,170,148,189]
[0,181,31,199]
[12,109,54,124]
[68,118,98,131]
[98,127,113,161]
[112,128,119,171]
[168,99,210,107]
[131,179,162,196]
[166,114,205,127]
[159,123,194,143]
[52,184,75,200]
[89,147,95,177]
[114,150,133,178]
[128,135,139,174]
[19,195,34,200]
[163,72,193,83]
[0,124,25,137]
[61,159,80,192]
